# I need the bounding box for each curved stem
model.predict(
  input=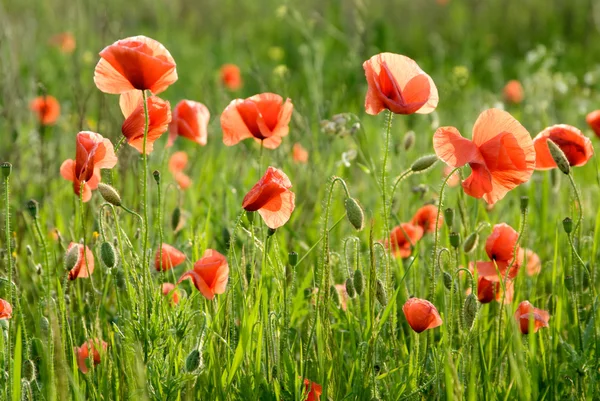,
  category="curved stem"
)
[389,169,413,209]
